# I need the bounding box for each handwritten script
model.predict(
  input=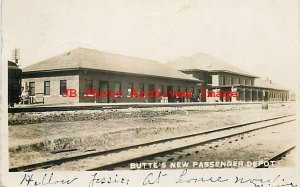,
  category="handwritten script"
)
[18,169,298,187]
